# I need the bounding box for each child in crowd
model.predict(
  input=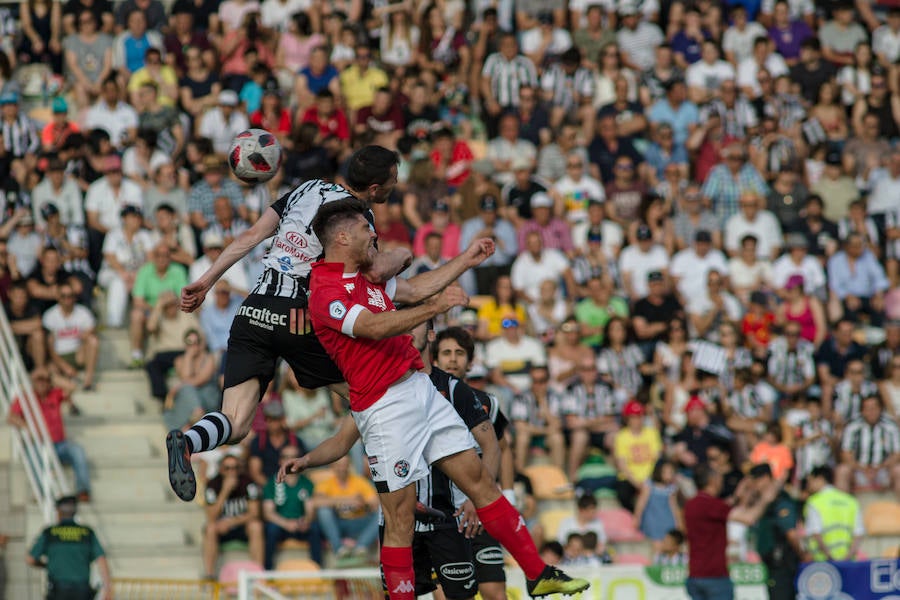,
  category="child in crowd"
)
[634,460,682,553]
[653,529,687,566]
